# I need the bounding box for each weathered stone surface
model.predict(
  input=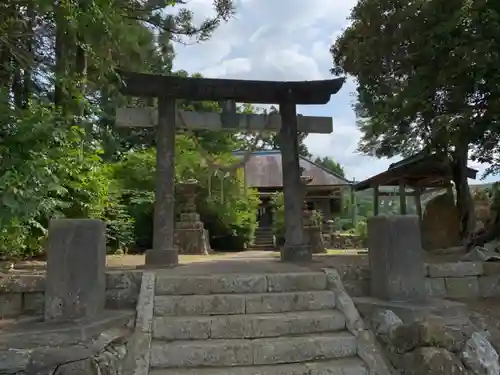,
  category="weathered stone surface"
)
[0,275,44,293]
[389,320,456,354]
[445,276,480,298]
[367,215,426,302]
[253,332,357,365]
[484,262,500,276]
[153,310,345,340]
[148,358,368,375]
[461,332,500,375]
[45,219,106,322]
[153,316,211,340]
[150,339,254,367]
[421,193,461,251]
[175,227,209,255]
[27,346,94,374]
[425,278,447,298]
[356,330,393,375]
[280,244,312,262]
[266,272,326,292]
[478,275,500,297]
[370,309,403,344]
[324,268,364,335]
[0,349,32,373]
[136,271,156,333]
[106,271,142,290]
[155,274,267,295]
[428,262,483,277]
[245,291,335,314]
[0,292,22,318]
[400,347,468,375]
[121,271,155,375]
[106,288,139,309]
[23,292,45,314]
[154,294,246,316]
